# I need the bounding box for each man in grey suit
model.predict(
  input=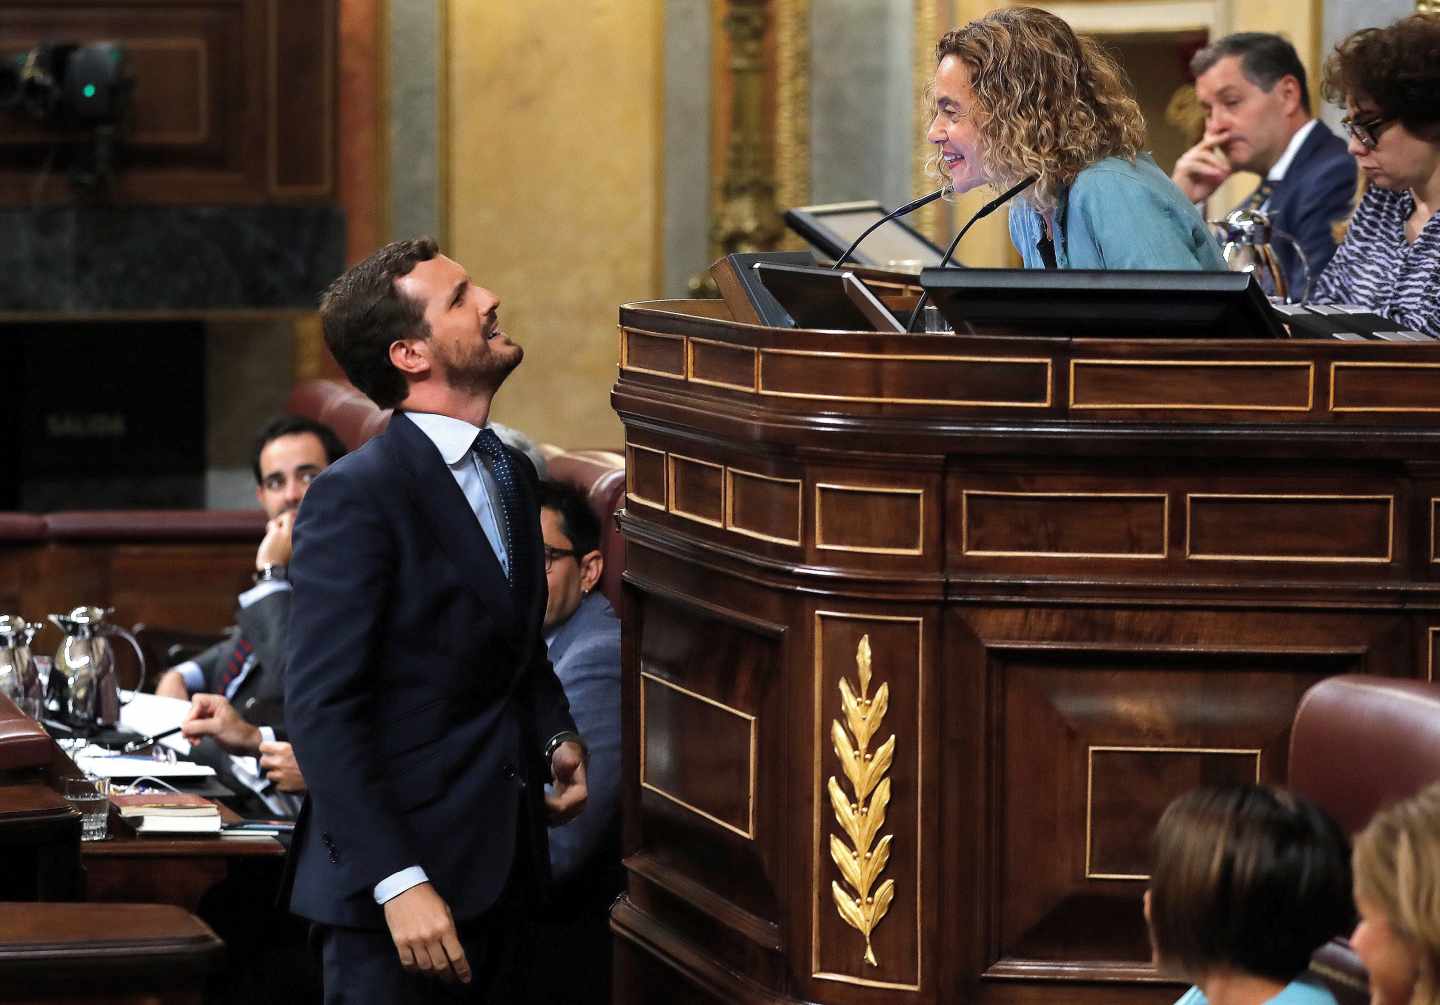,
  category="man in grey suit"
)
[161,415,348,813]
[531,479,622,1005]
